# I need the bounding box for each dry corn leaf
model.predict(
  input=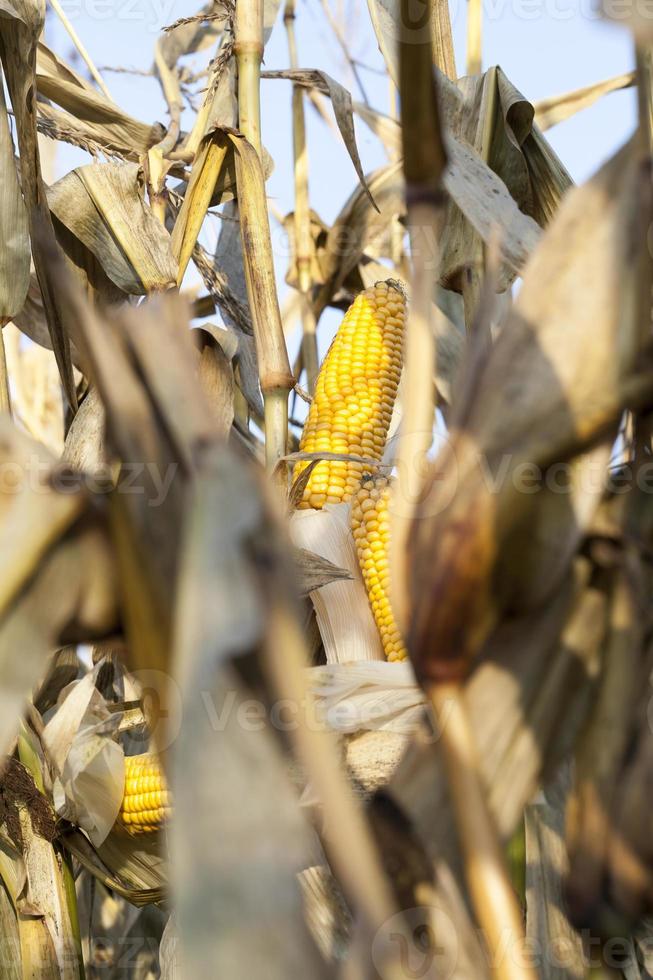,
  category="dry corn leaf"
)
[192,313,262,421]
[33,647,81,715]
[159,0,228,67]
[263,69,376,207]
[0,854,21,980]
[354,92,547,286]
[407,137,653,684]
[75,876,165,979]
[525,770,585,980]
[170,448,330,978]
[0,421,88,621]
[172,128,231,282]
[0,514,118,770]
[523,123,575,226]
[193,327,236,437]
[565,496,653,936]
[0,65,29,322]
[0,0,77,406]
[36,43,164,158]
[444,134,542,287]
[318,104,541,307]
[534,71,636,131]
[365,0,405,89]
[62,289,206,679]
[382,561,607,976]
[48,163,177,294]
[494,68,573,225]
[293,547,352,596]
[172,55,275,281]
[10,274,82,366]
[314,162,402,318]
[62,387,106,474]
[364,6,573,226]
[62,826,167,905]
